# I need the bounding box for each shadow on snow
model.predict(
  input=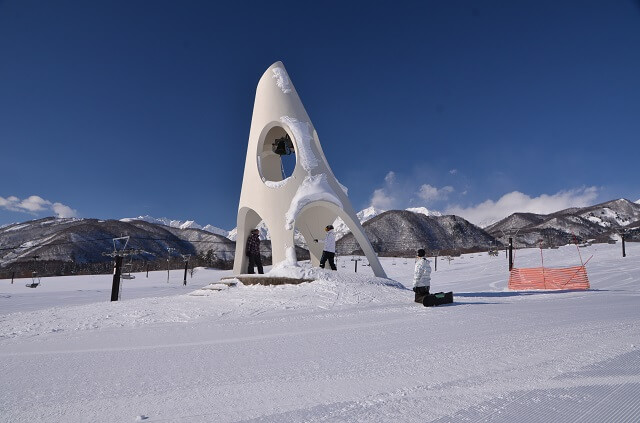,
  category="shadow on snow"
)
[456,289,607,298]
